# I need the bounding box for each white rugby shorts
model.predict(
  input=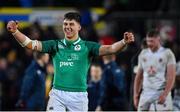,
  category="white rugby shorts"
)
[47,88,88,111]
[138,91,173,111]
